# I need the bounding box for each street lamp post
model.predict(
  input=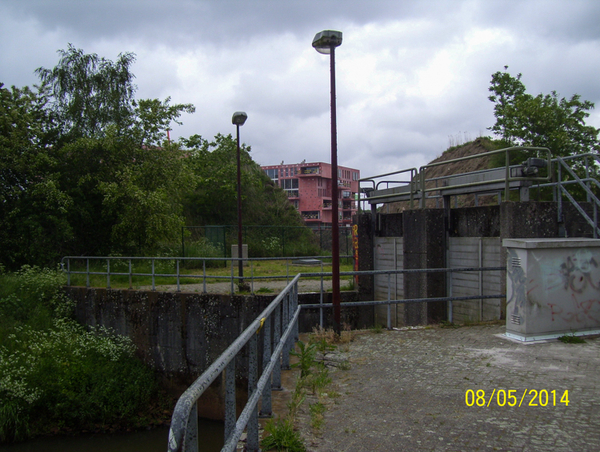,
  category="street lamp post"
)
[232,111,248,290]
[313,30,342,335]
